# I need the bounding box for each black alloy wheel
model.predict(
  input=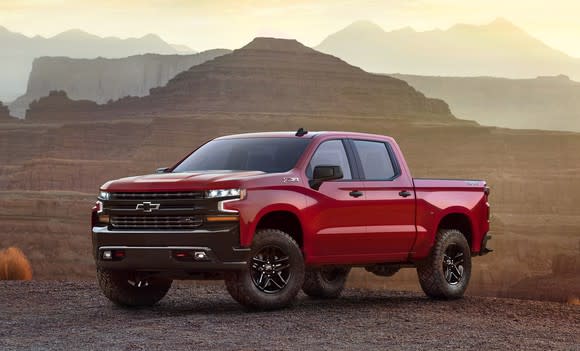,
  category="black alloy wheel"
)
[416,229,472,299]
[224,229,305,310]
[442,244,465,285]
[250,246,291,293]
